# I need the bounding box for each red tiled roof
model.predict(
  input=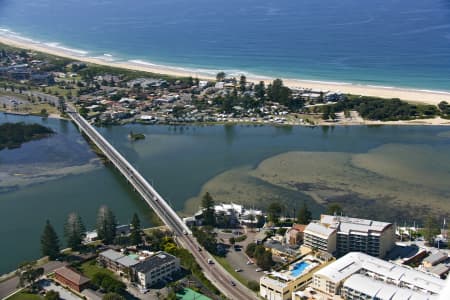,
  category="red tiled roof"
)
[55,266,90,286]
[292,224,307,232]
